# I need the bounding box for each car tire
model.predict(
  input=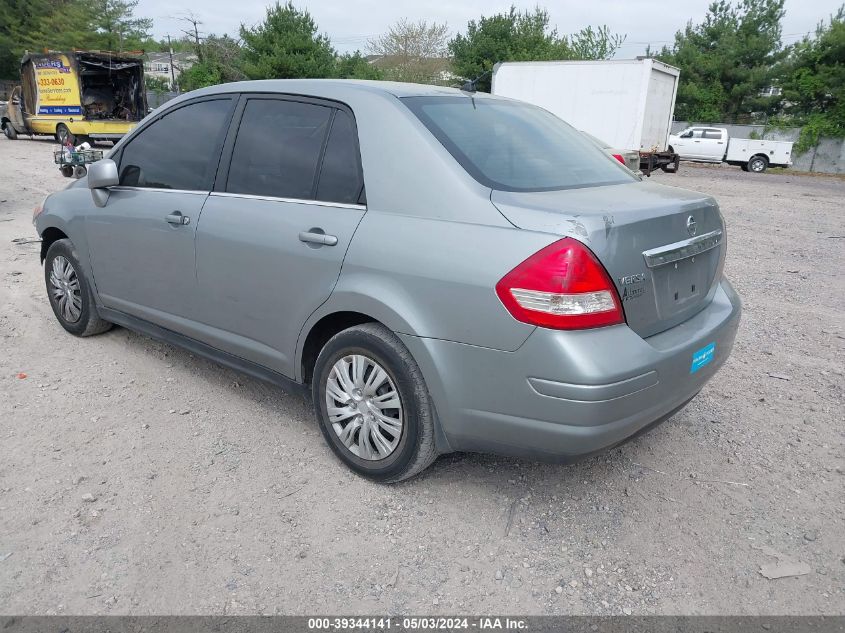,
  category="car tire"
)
[748,156,768,173]
[312,323,438,482]
[44,238,112,337]
[3,124,17,140]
